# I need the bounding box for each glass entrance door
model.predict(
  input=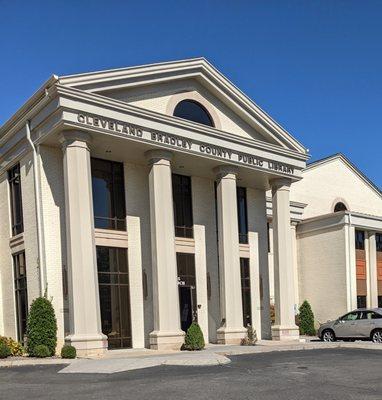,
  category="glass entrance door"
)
[179,286,194,332]
[97,246,132,349]
[177,253,197,332]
